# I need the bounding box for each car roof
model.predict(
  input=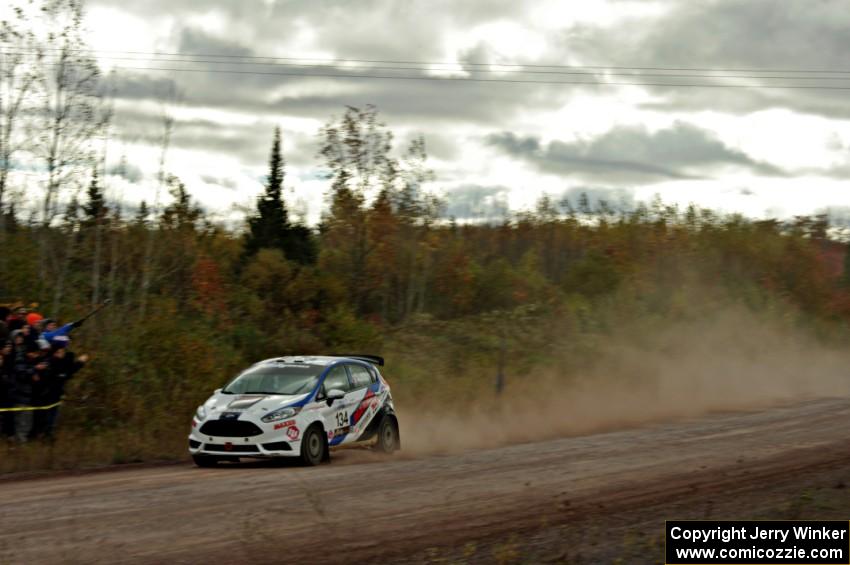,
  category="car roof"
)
[255,355,369,367]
